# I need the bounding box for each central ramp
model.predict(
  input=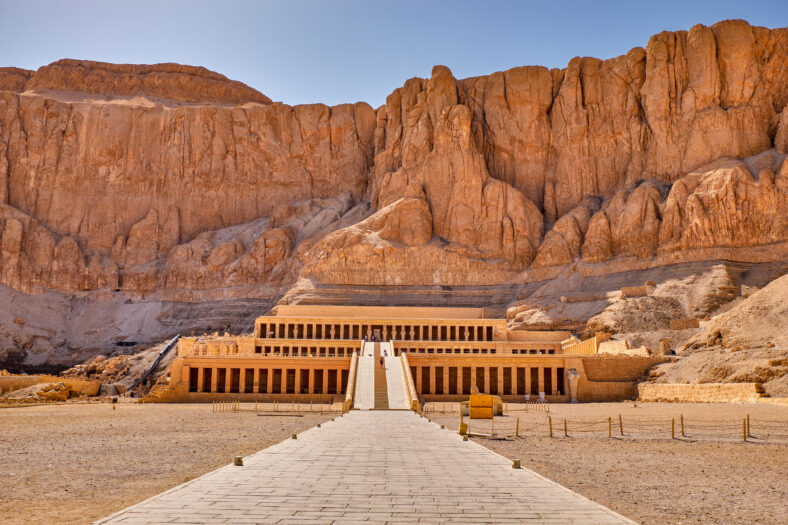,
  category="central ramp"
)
[98,411,634,524]
[353,342,375,409]
[373,344,389,409]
